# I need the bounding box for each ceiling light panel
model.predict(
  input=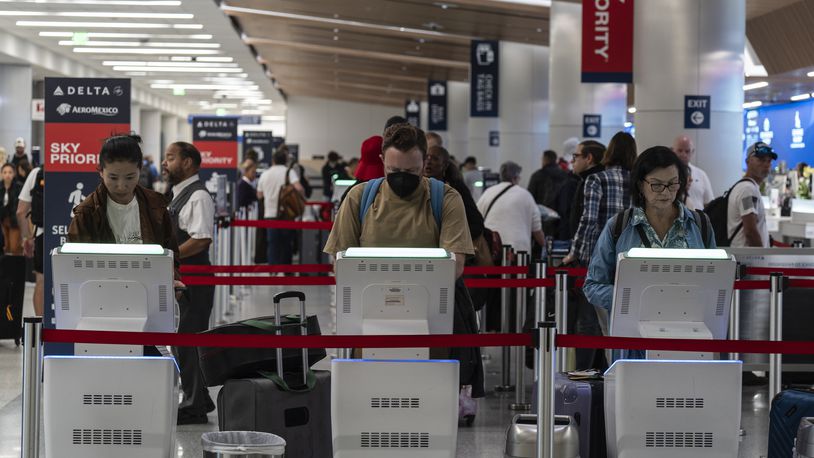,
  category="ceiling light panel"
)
[112,66,243,72]
[19,21,176,28]
[59,41,220,48]
[40,32,213,39]
[73,47,219,54]
[2,0,181,5]
[101,60,238,67]
[0,11,193,19]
